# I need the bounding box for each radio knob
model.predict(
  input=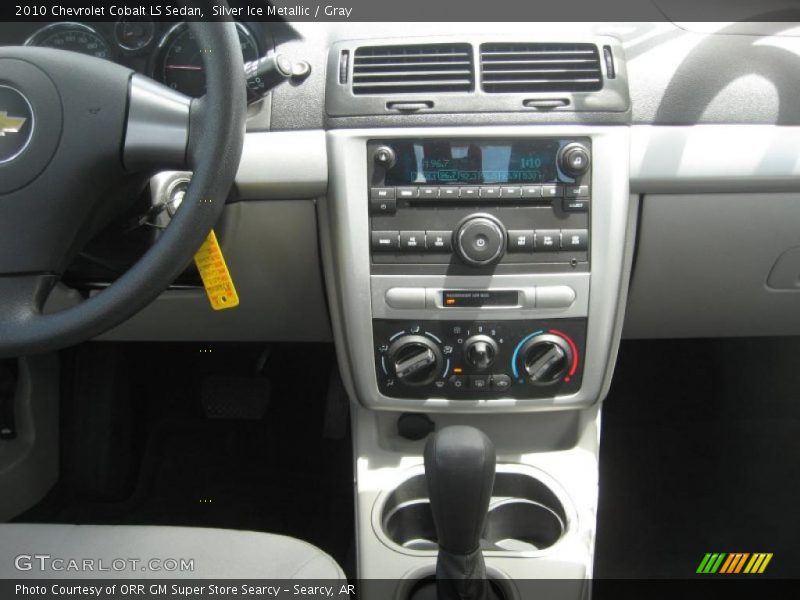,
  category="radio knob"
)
[454,214,507,267]
[374,145,397,169]
[558,143,591,177]
[464,335,499,370]
[519,334,573,385]
[388,335,443,386]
